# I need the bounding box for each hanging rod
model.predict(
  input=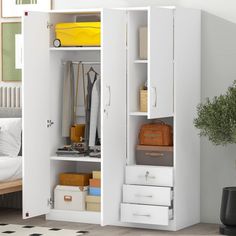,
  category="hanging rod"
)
[62,61,100,65]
